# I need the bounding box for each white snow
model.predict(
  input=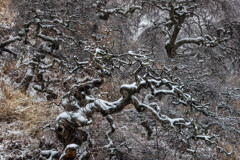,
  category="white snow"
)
[41,150,58,160]
[133,15,153,41]
[57,112,71,121]
[95,48,106,55]
[65,144,79,149]
[121,82,137,89]
[71,110,89,124]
